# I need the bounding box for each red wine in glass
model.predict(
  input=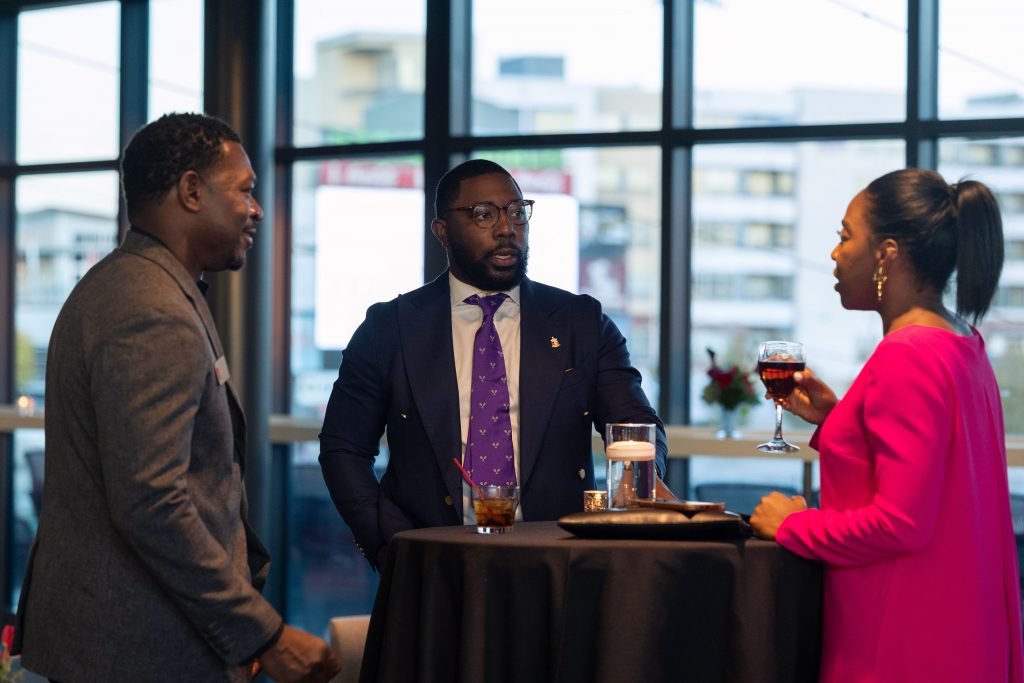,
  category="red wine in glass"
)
[756,341,805,453]
[758,359,807,400]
